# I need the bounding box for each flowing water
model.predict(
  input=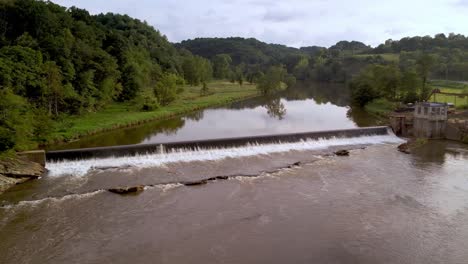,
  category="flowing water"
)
[2,83,468,263]
[1,139,468,263]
